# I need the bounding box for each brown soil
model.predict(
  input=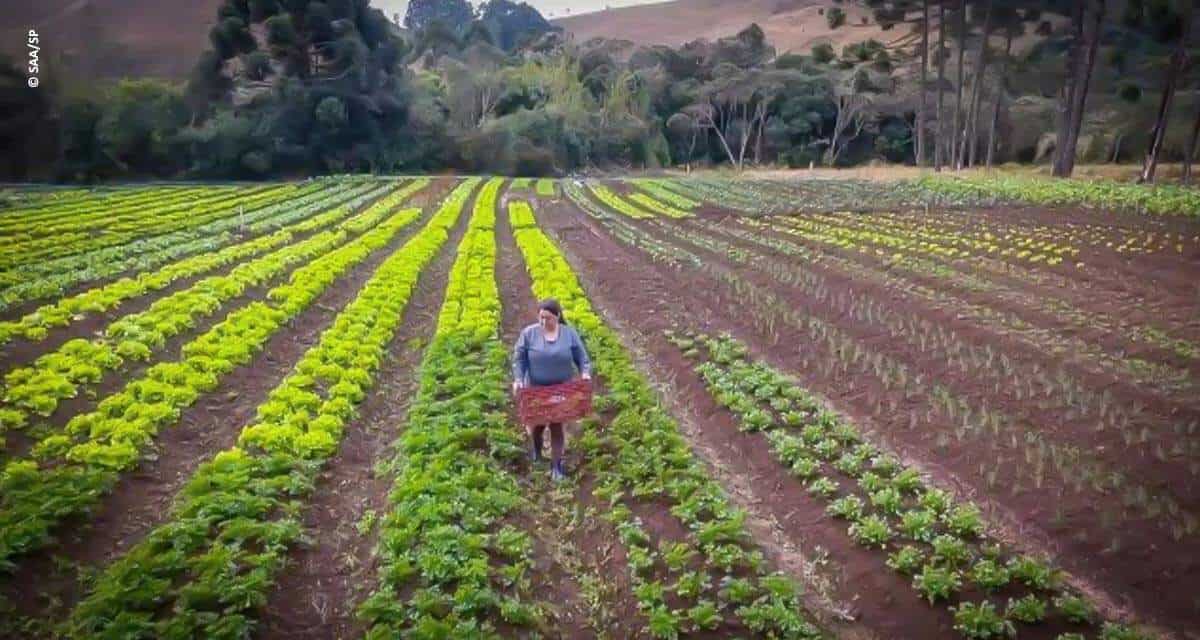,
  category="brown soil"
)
[652,215,1198,635]
[705,217,1200,486]
[255,181,467,640]
[544,200,1198,637]
[0,188,438,628]
[536,199,956,639]
[493,188,620,638]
